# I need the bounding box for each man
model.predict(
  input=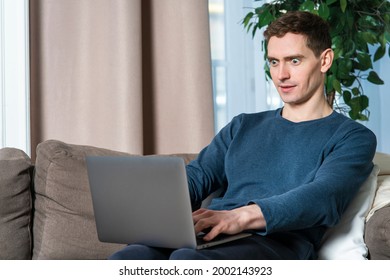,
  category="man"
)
[109,11,376,260]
